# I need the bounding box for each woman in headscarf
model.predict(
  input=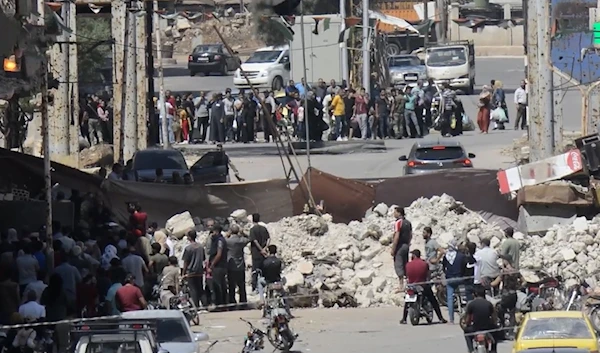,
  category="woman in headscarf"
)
[477,86,492,134]
[101,244,119,271]
[442,240,467,324]
[492,80,508,130]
